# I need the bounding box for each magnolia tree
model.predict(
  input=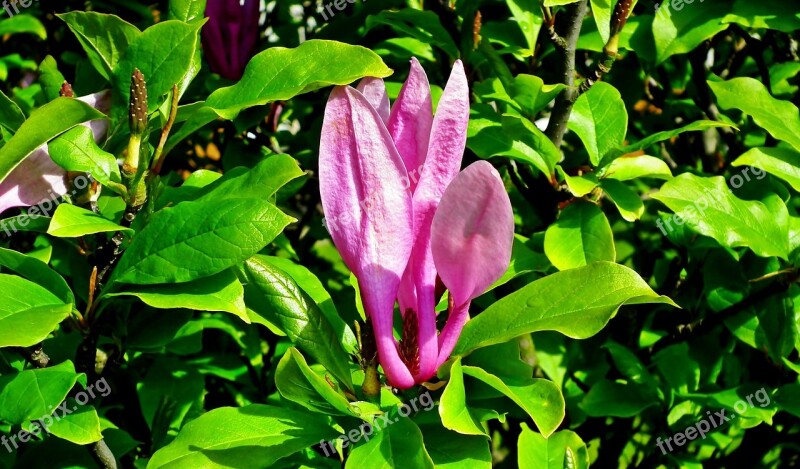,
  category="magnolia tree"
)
[0,0,798,468]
